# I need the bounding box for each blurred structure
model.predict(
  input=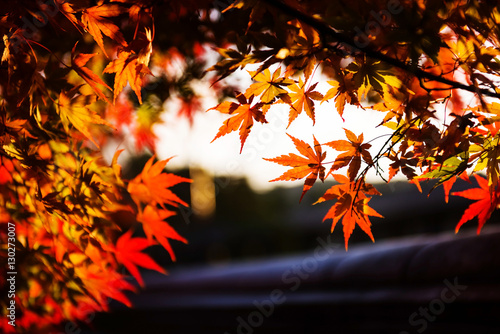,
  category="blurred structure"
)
[189,168,216,220]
